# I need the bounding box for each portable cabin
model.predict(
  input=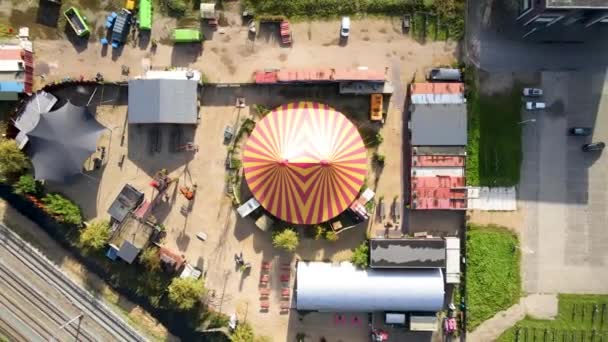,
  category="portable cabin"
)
[63,7,90,37]
[172,29,202,43]
[139,0,153,30]
[428,68,462,82]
